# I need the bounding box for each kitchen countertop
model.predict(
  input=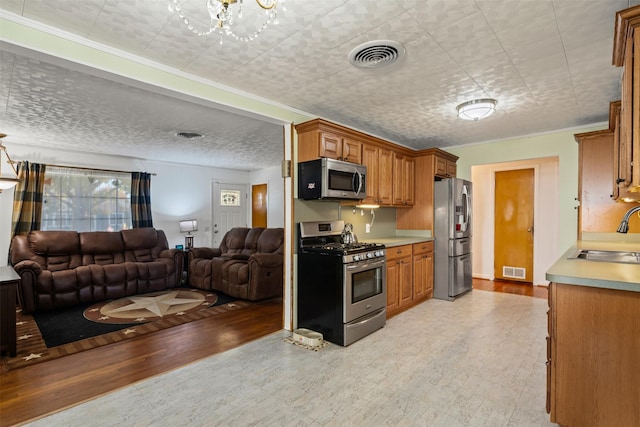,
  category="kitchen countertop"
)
[545,238,640,292]
[359,236,434,247]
